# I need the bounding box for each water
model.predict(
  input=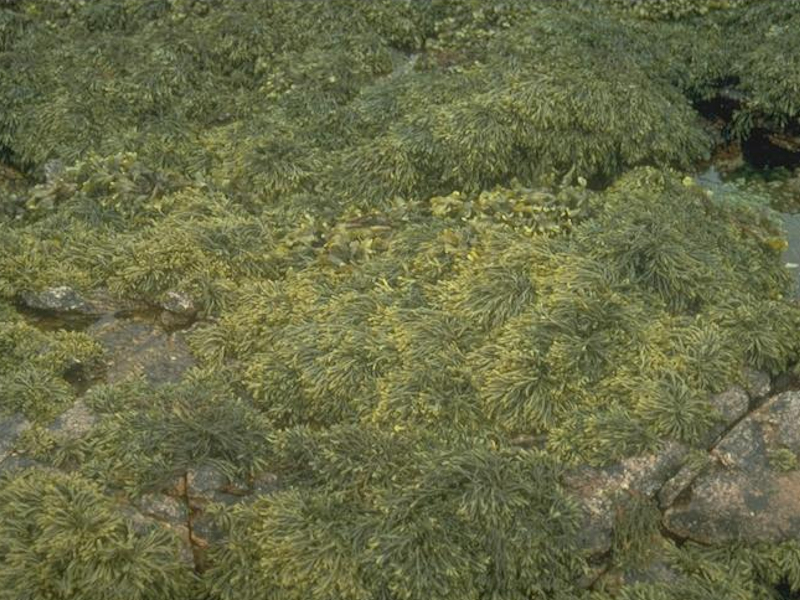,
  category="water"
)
[696,165,800,298]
